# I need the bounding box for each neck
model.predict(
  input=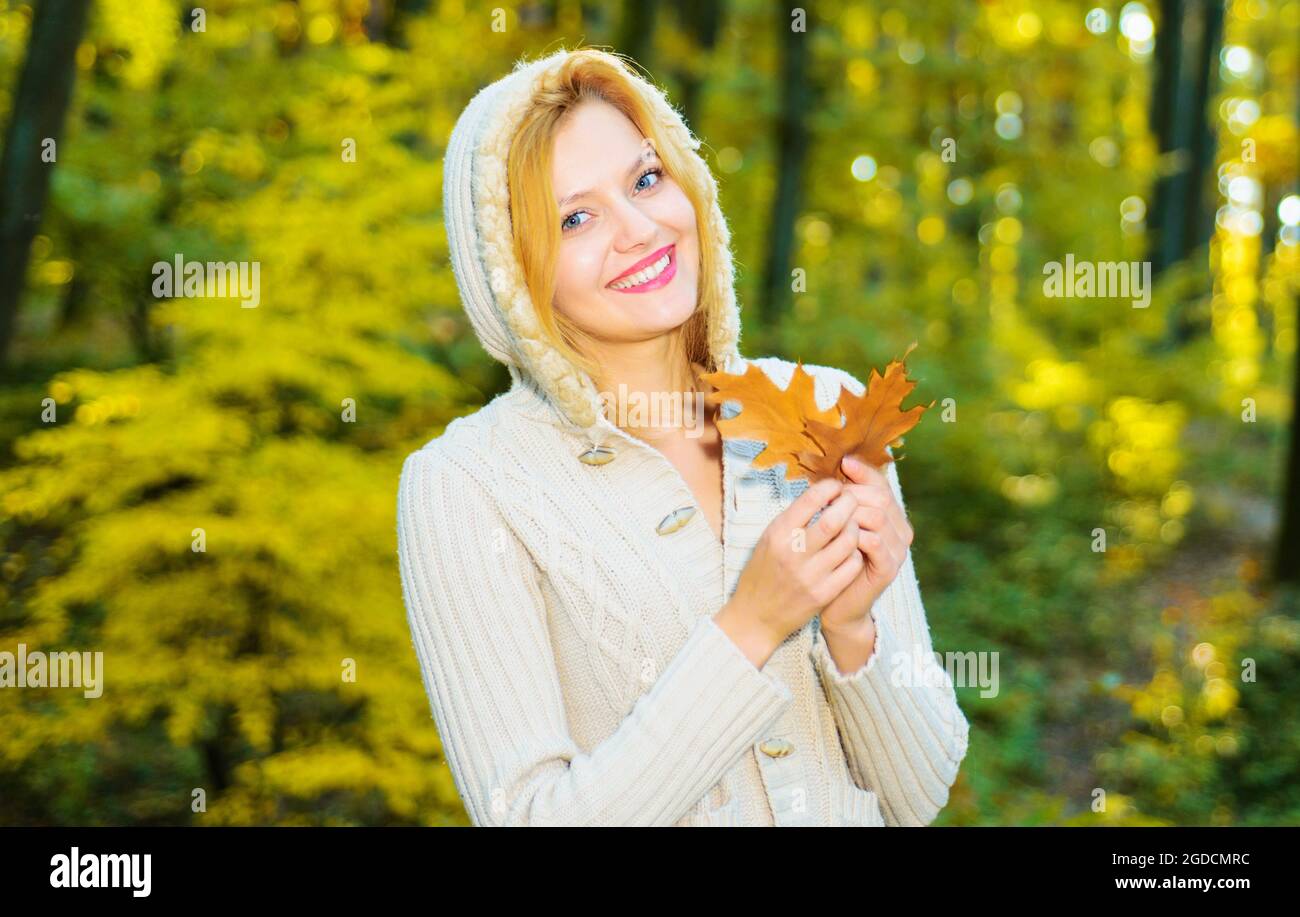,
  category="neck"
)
[586,330,709,440]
